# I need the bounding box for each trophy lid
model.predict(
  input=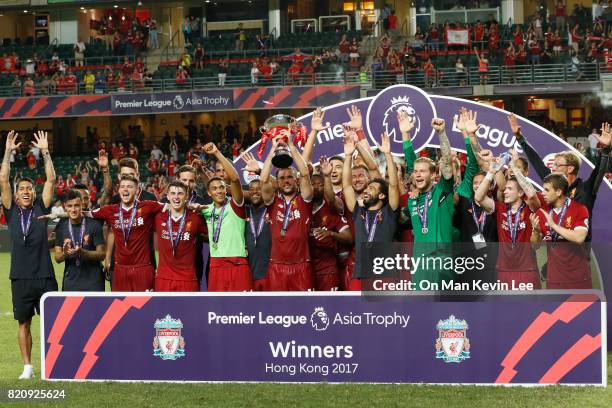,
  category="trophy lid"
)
[262,114,297,131]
